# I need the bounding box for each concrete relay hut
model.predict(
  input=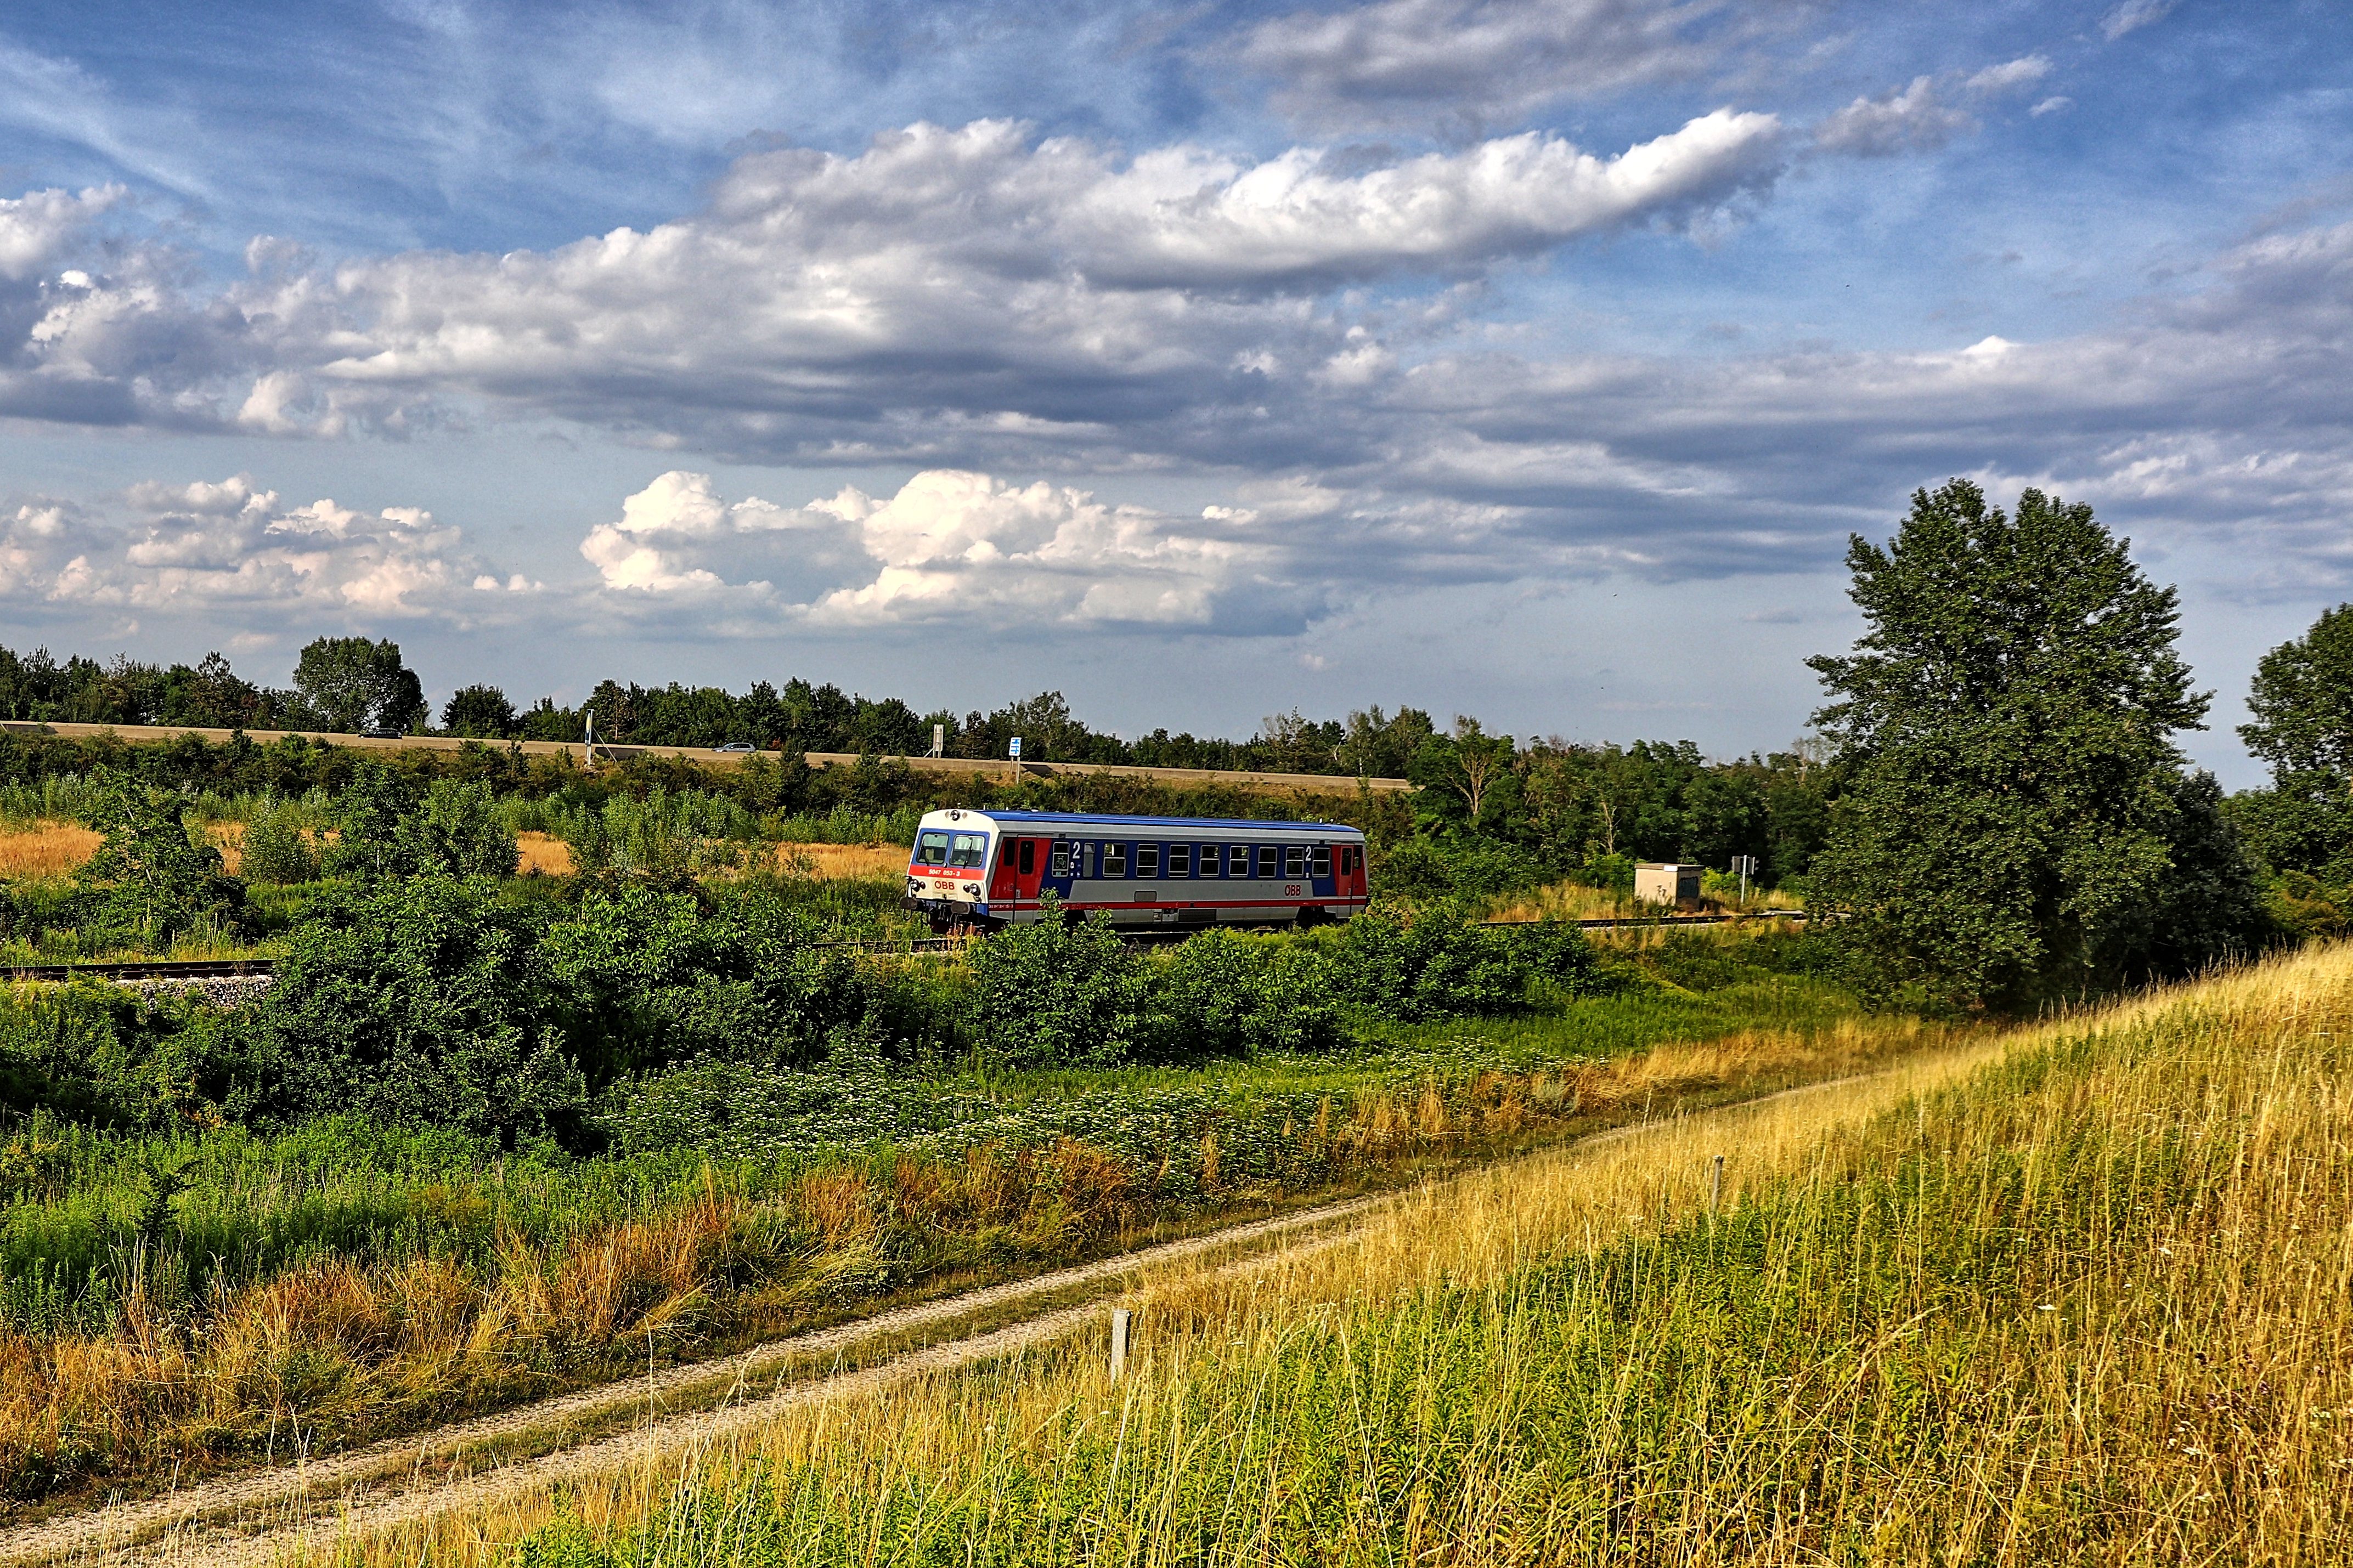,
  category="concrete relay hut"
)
[1634,862,1703,911]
